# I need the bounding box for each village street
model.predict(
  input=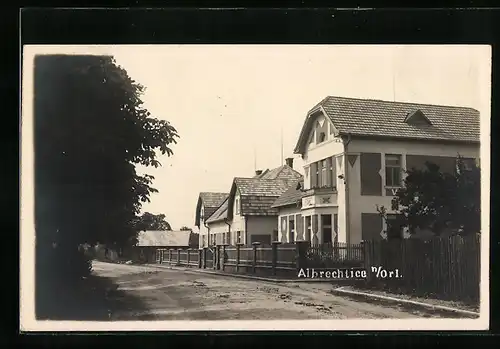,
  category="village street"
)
[92,261,448,320]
